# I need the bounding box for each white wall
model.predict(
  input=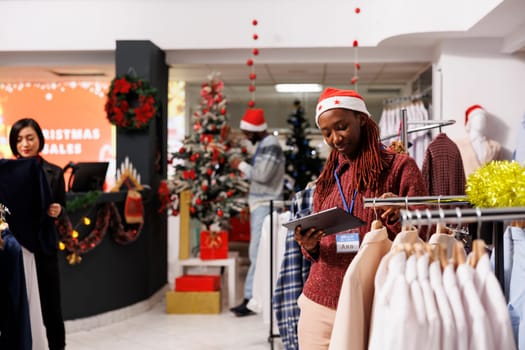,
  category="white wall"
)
[433,38,525,160]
